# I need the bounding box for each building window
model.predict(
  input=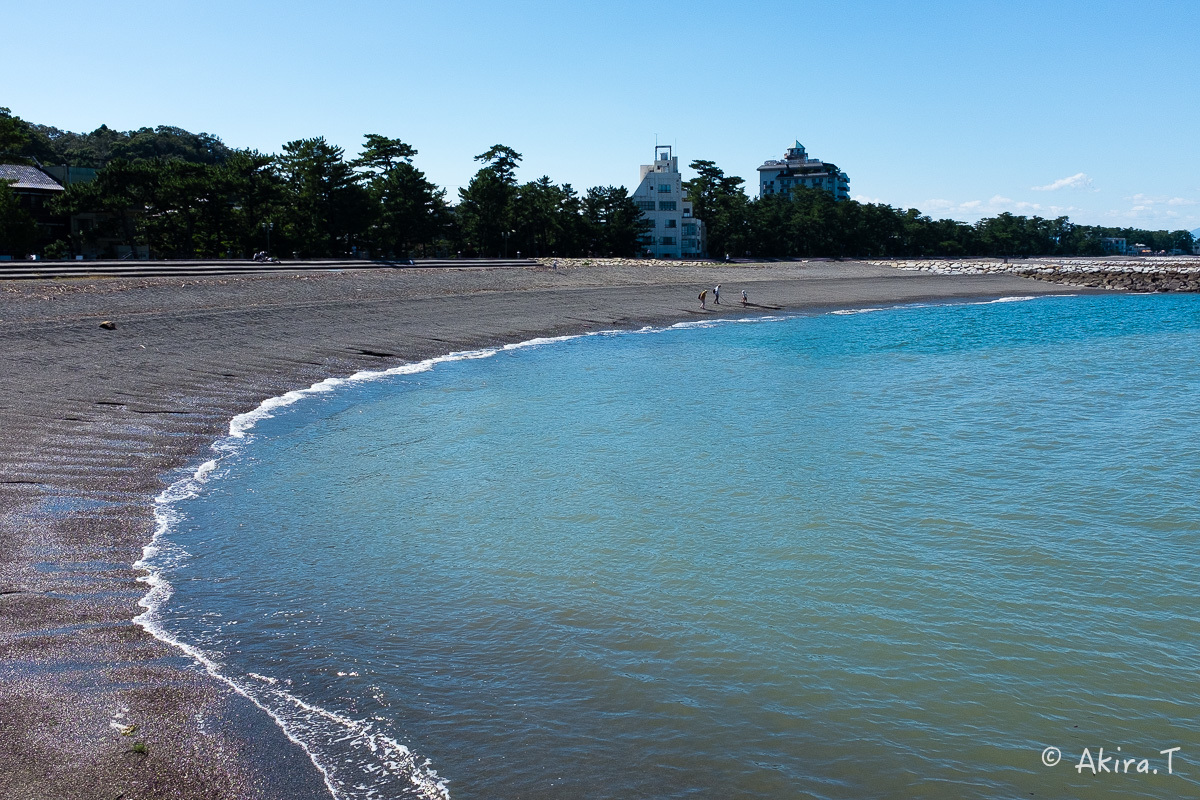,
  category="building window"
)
[665,219,677,228]
[659,201,677,211]
[658,184,671,193]
[645,218,656,227]
[683,223,696,235]
[636,200,655,211]
[660,236,676,245]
